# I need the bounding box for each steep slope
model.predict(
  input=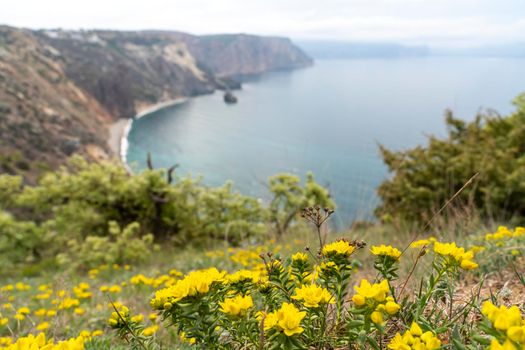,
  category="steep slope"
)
[35,30,222,120]
[182,34,314,78]
[0,26,111,179]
